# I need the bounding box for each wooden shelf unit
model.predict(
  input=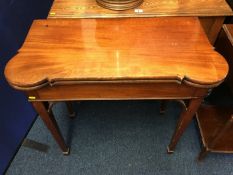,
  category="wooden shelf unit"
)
[197,105,233,159]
